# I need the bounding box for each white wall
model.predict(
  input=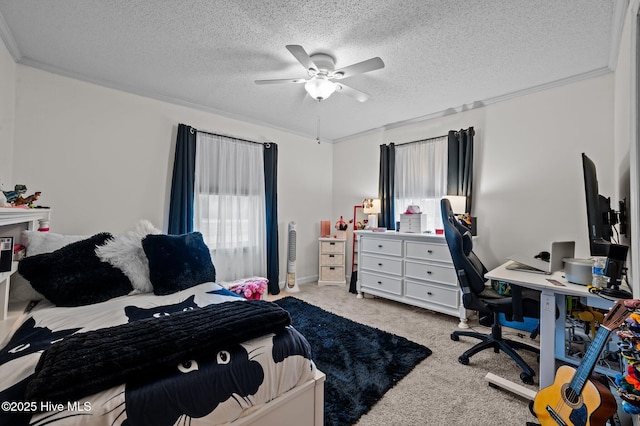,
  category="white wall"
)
[0,36,15,188]
[334,74,615,271]
[9,64,332,287]
[614,0,640,294]
[1,30,629,288]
